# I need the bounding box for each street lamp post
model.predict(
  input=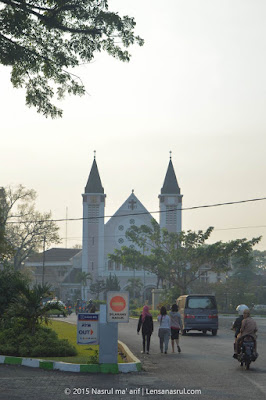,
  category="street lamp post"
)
[42,235,46,286]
